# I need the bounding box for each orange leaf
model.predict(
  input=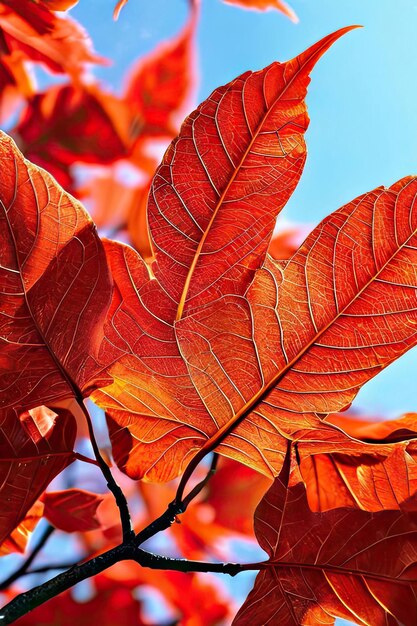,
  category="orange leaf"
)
[301,413,417,511]
[224,0,298,22]
[233,454,417,625]
[124,0,198,142]
[113,0,128,20]
[95,31,417,486]
[0,406,75,549]
[147,29,352,321]
[0,501,44,556]
[42,489,104,533]
[0,131,117,531]
[42,0,79,9]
